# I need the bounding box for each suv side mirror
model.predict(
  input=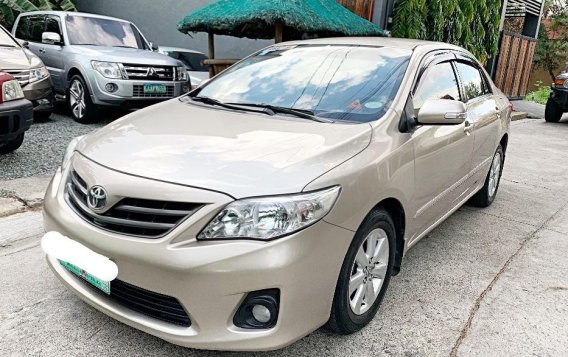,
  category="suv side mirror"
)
[42,32,62,46]
[417,99,467,125]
